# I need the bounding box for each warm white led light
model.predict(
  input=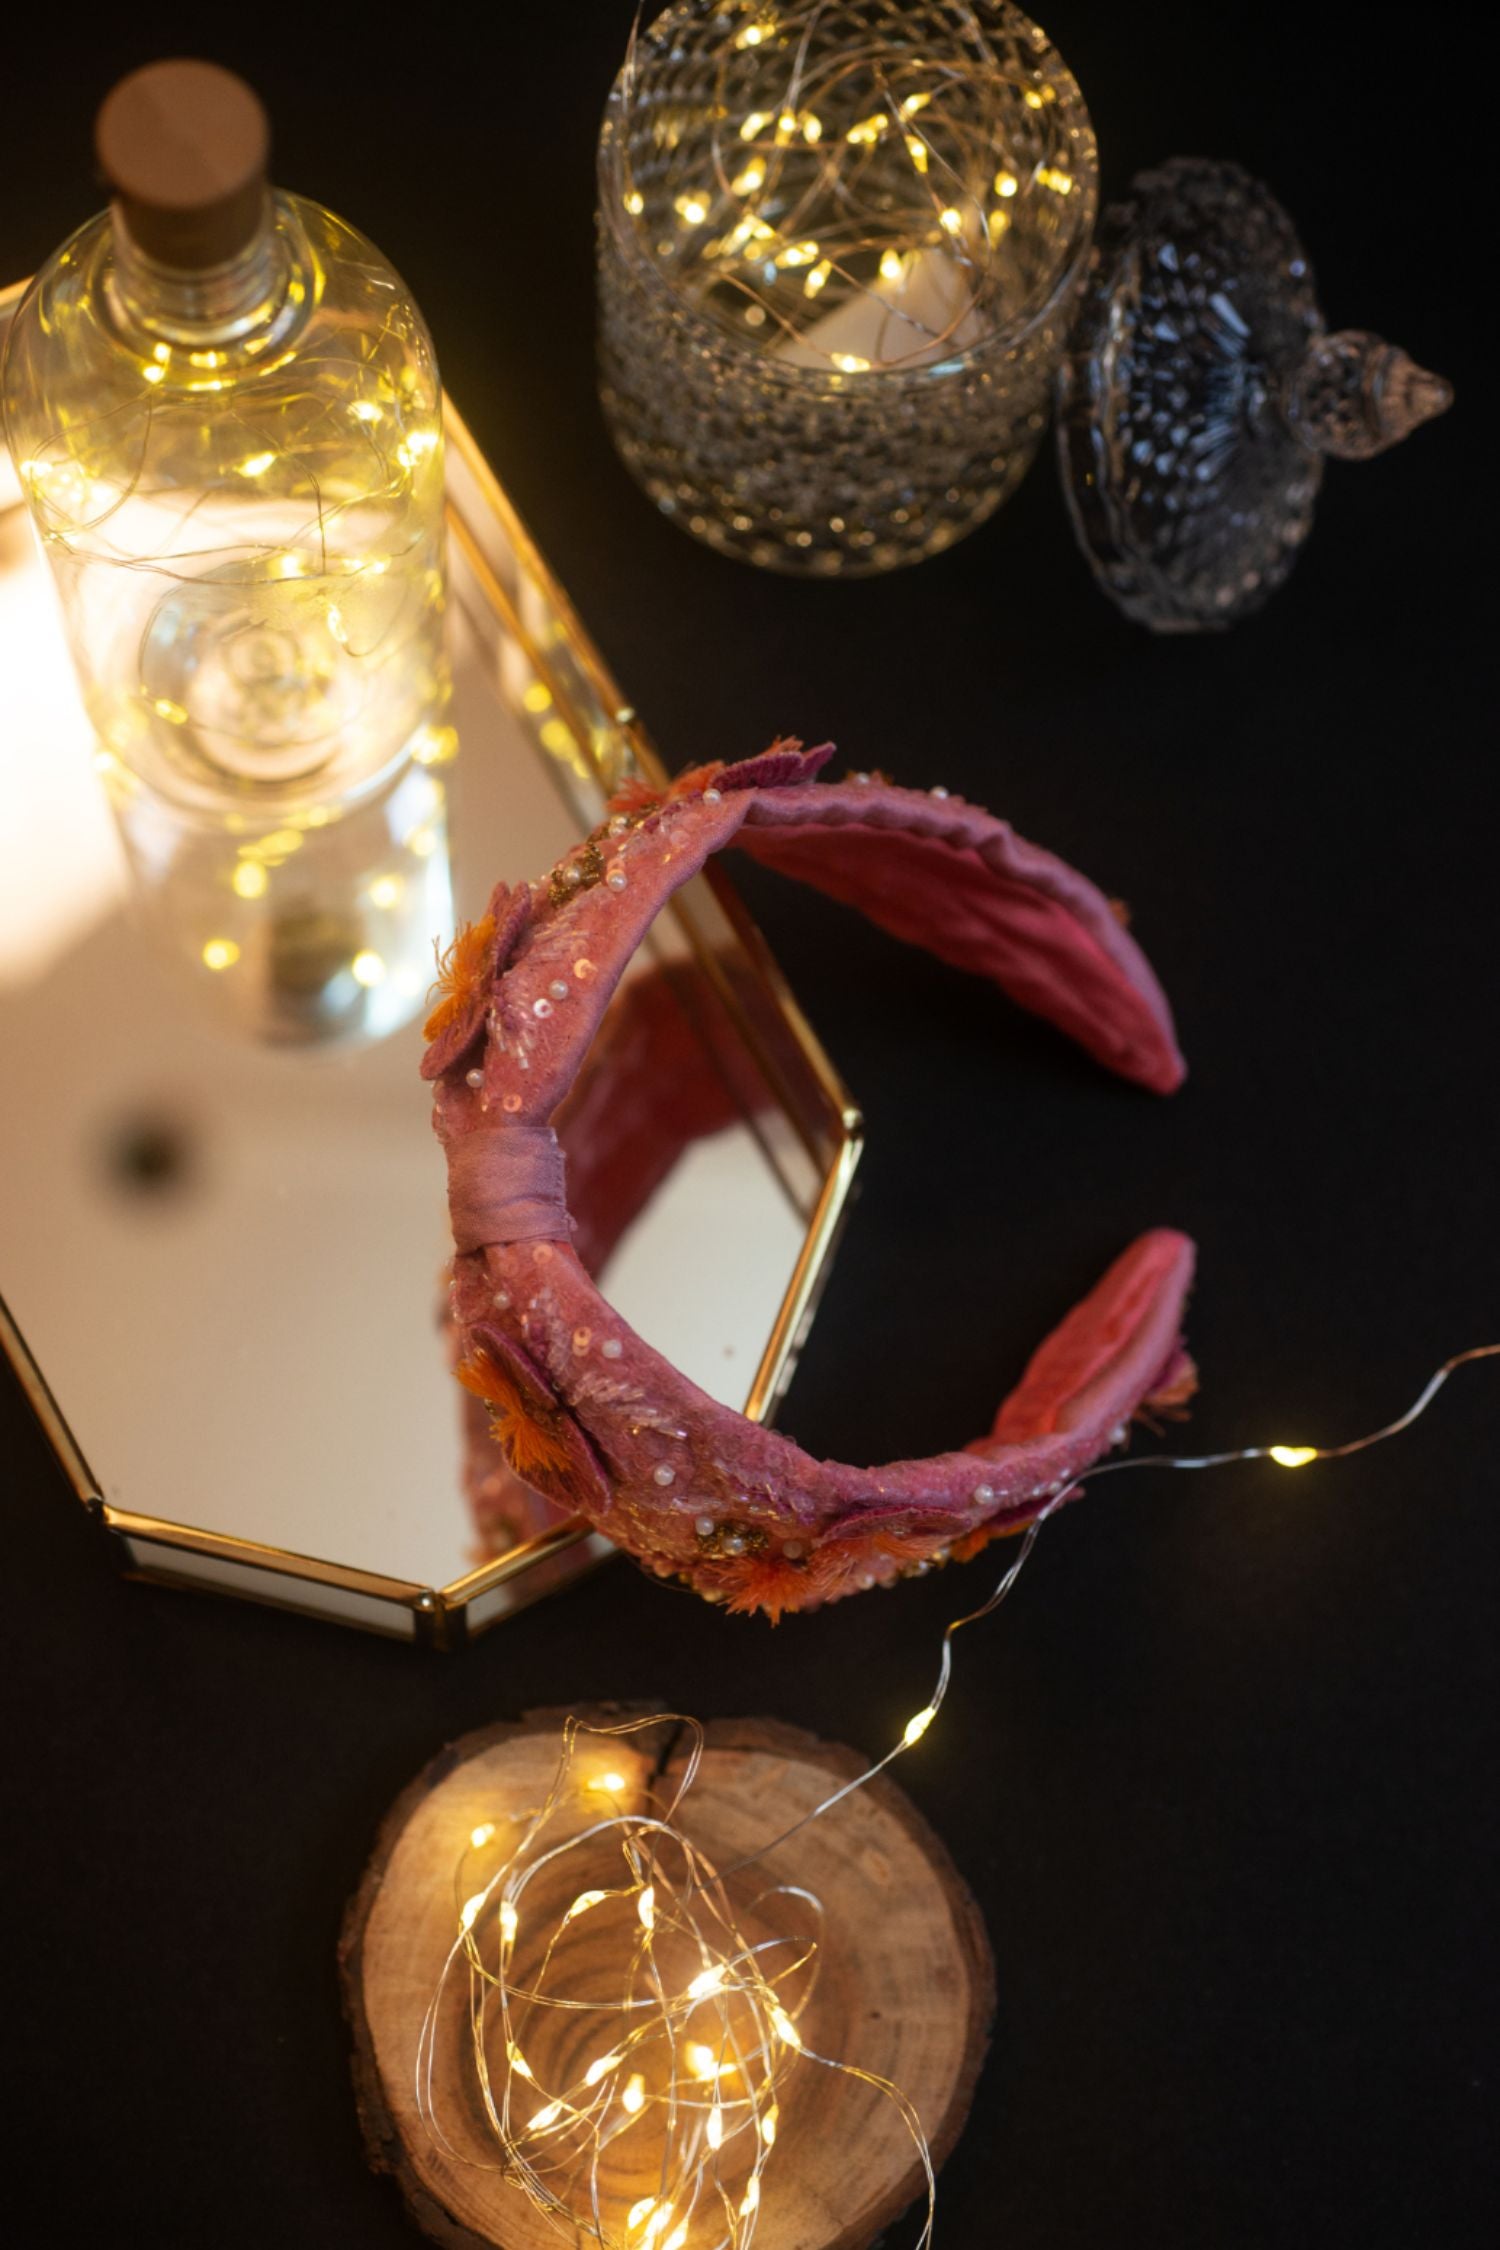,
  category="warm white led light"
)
[414,1336,1500,2250]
